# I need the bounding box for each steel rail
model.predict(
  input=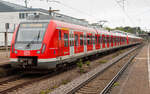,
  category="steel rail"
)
[100,48,141,94]
[0,44,143,94]
[50,44,143,94]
